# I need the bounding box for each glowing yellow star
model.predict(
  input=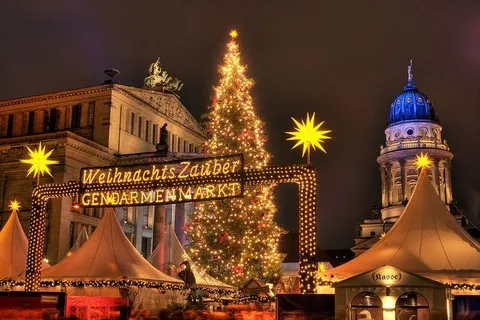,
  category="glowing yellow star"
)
[20,142,59,178]
[286,112,332,159]
[414,152,432,170]
[8,199,21,213]
[318,262,326,273]
[229,29,238,39]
